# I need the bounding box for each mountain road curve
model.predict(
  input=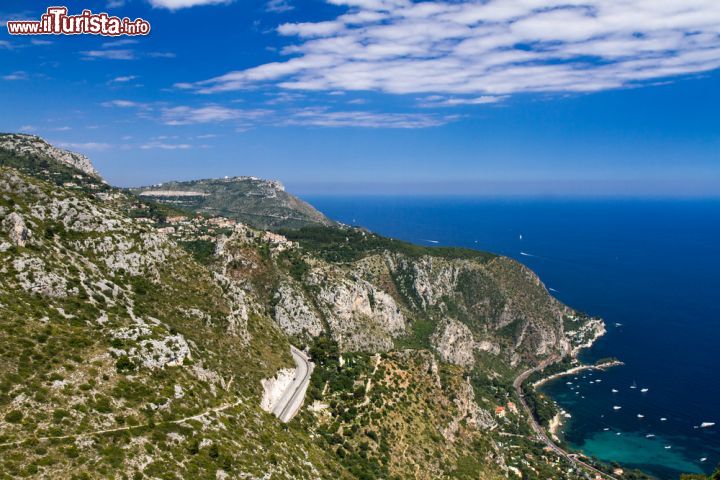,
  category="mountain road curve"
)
[272,346,315,423]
